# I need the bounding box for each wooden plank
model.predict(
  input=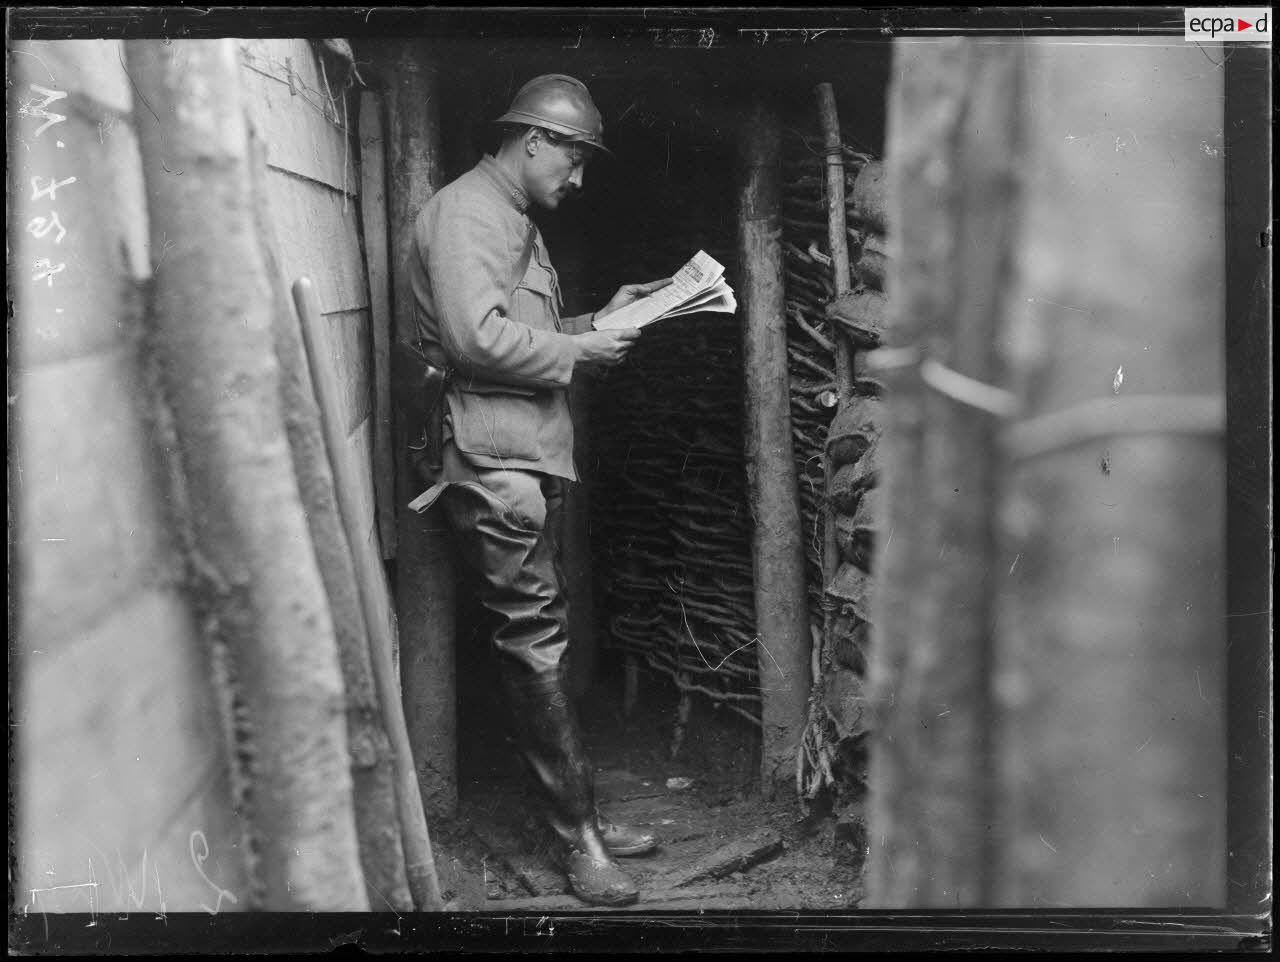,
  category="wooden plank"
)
[294,276,444,910]
[358,89,397,559]
[323,307,373,434]
[240,38,346,112]
[238,57,357,195]
[265,171,369,314]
